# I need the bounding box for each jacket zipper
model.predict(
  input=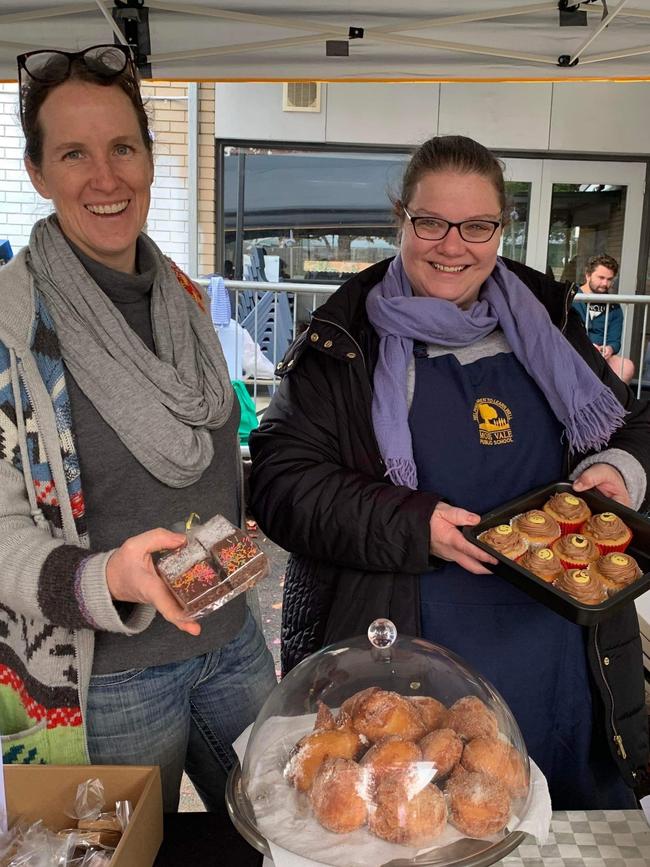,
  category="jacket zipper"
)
[594,622,629,765]
[561,282,578,334]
